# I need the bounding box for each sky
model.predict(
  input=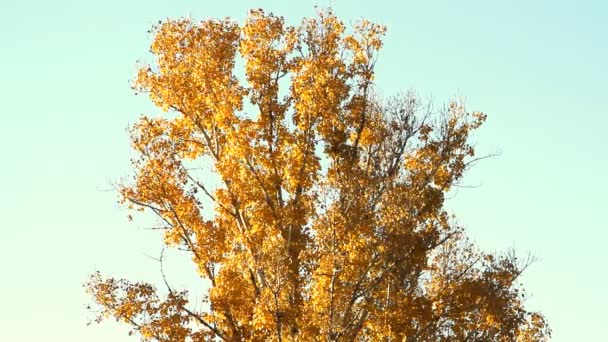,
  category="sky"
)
[0,0,606,340]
